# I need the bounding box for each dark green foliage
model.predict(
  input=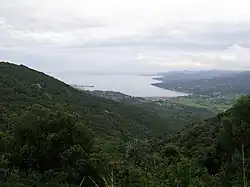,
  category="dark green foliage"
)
[0,104,101,186]
[88,90,215,132]
[0,62,214,186]
[0,62,171,139]
[2,61,250,186]
[10,104,92,172]
[175,95,250,185]
[232,95,250,123]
